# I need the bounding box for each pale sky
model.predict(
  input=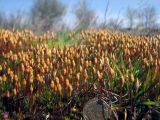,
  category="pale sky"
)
[0,0,160,27]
